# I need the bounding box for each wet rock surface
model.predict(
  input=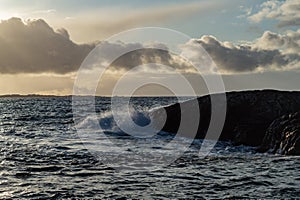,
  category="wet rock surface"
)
[152,90,300,155]
[259,112,300,155]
